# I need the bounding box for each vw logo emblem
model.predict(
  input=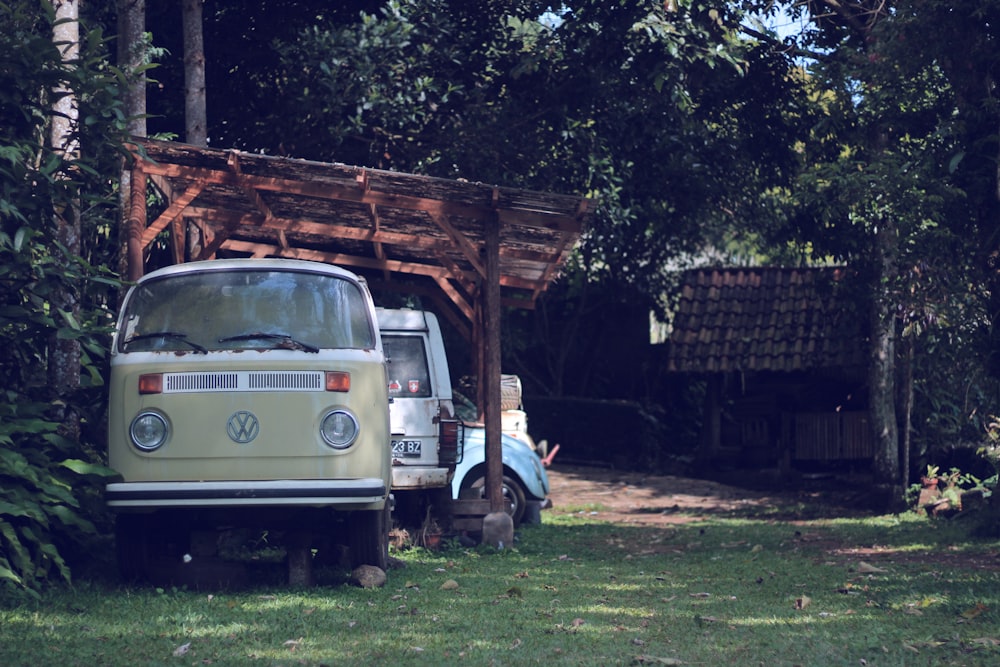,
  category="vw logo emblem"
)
[227,411,259,443]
